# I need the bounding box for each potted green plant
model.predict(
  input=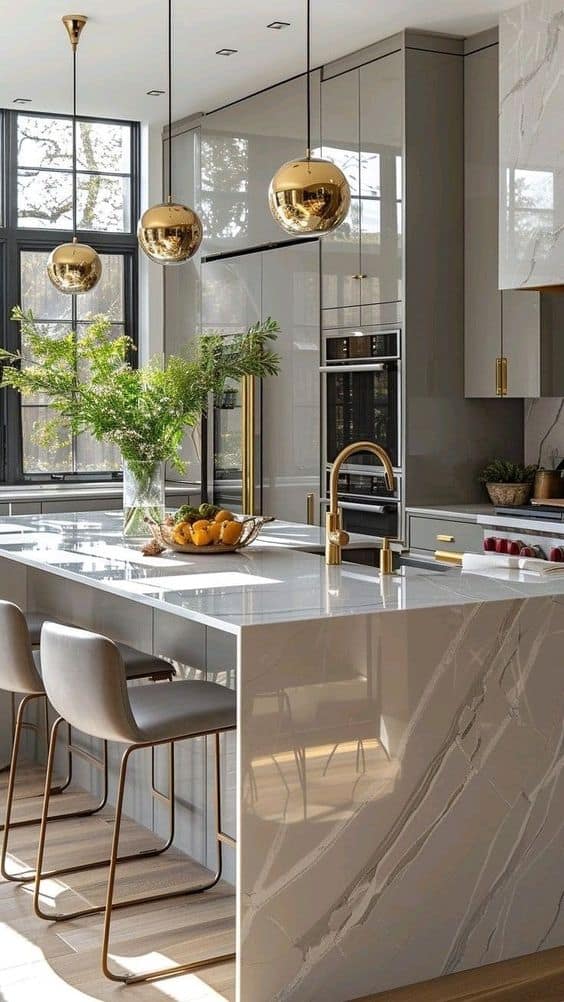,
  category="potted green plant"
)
[478,458,537,507]
[1,307,280,536]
